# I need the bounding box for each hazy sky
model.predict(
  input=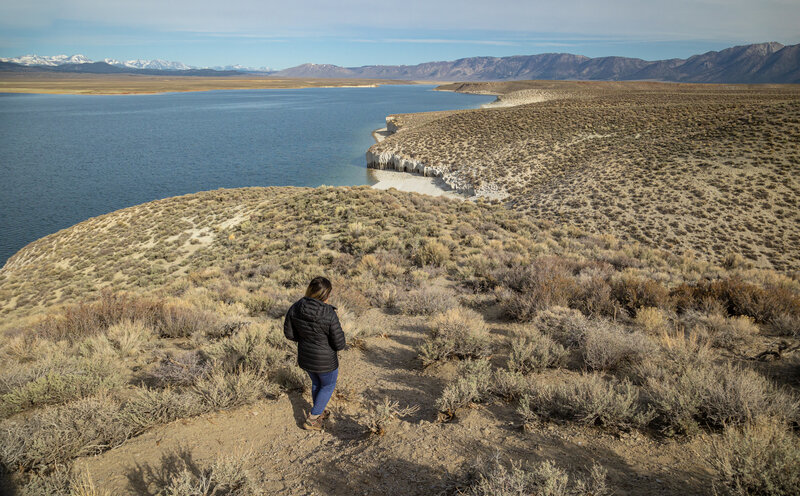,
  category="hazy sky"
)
[1,0,798,68]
